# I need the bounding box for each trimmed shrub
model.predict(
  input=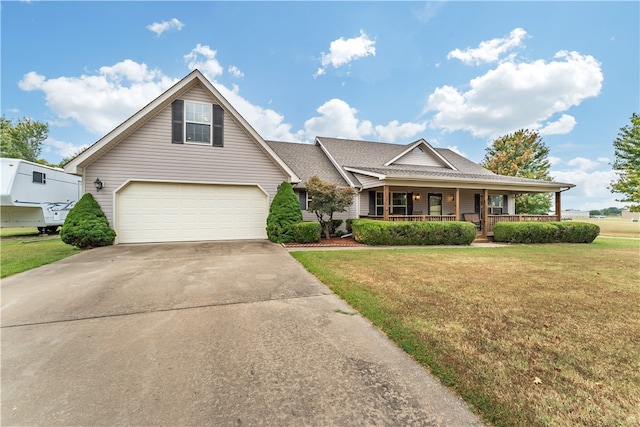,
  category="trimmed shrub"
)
[493,222,557,243]
[493,221,599,243]
[60,193,116,249]
[266,182,303,243]
[553,222,600,243]
[293,221,321,243]
[352,219,476,246]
